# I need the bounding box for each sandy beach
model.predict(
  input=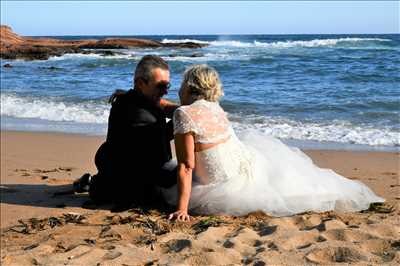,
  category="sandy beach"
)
[1,130,399,265]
